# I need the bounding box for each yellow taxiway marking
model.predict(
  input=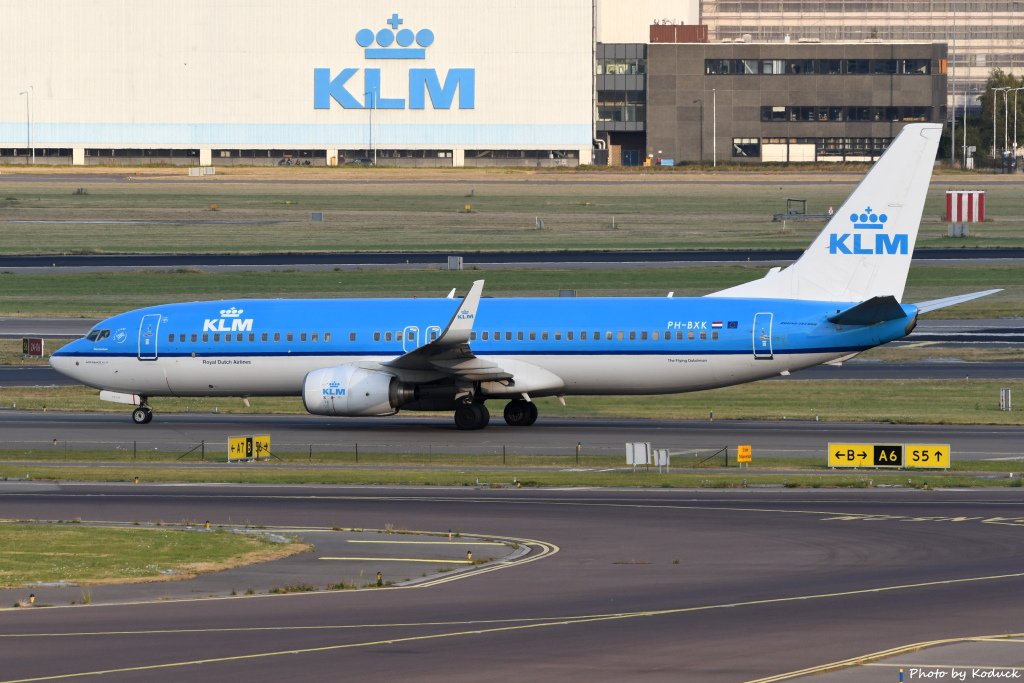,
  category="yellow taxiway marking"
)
[4,575,1024,682]
[346,540,505,545]
[749,633,1024,682]
[318,556,474,564]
